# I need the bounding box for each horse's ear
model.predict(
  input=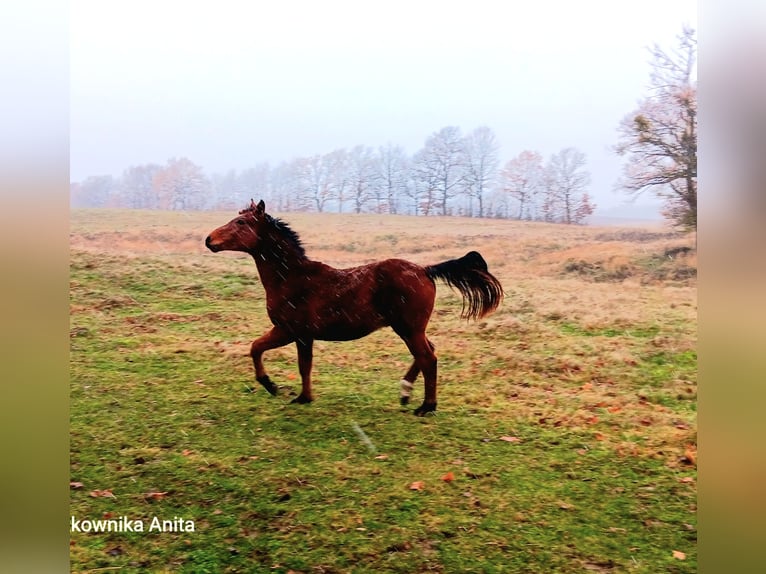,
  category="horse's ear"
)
[255,199,265,215]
